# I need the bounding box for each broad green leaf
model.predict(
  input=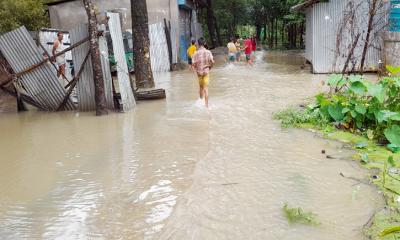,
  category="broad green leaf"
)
[351,110,357,118]
[316,94,331,107]
[348,75,363,83]
[388,144,400,153]
[376,110,398,123]
[384,125,400,146]
[355,104,366,114]
[360,153,369,164]
[356,120,363,128]
[386,65,400,76]
[366,84,385,103]
[327,74,345,88]
[328,104,344,121]
[328,74,343,87]
[349,81,366,95]
[342,108,350,114]
[390,113,400,121]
